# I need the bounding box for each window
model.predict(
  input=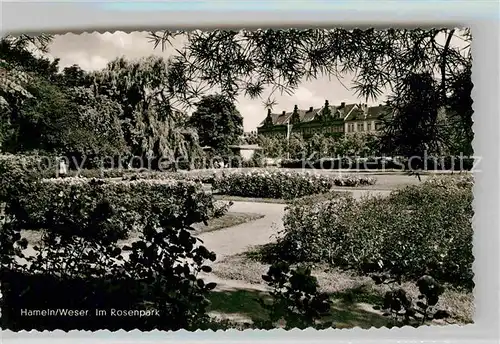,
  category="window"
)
[367,123,372,131]
[357,123,364,132]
